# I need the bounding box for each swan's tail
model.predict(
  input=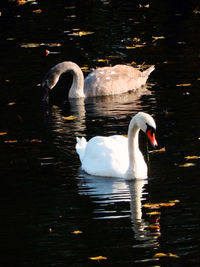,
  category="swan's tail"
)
[142,65,155,77]
[76,137,87,162]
